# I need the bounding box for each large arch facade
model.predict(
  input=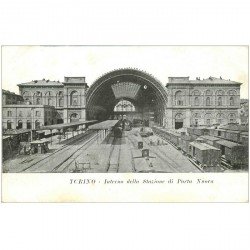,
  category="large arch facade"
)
[86,68,168,126]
